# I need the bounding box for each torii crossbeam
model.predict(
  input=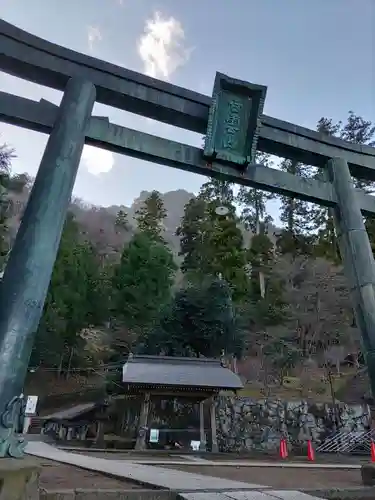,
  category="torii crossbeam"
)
[0,20,374,458]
